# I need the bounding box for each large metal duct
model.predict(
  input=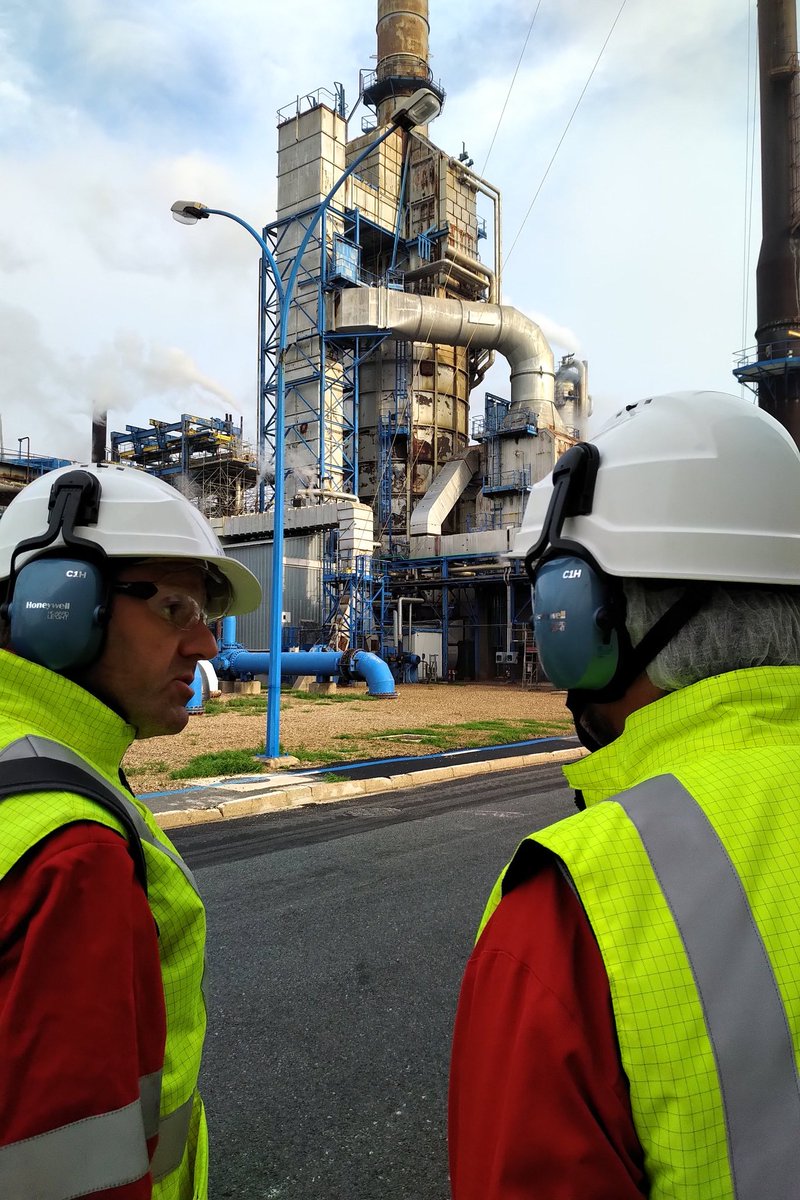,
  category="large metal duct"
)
[333,286,555,414]
[755,0,800,439]
[408,445,481,536]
